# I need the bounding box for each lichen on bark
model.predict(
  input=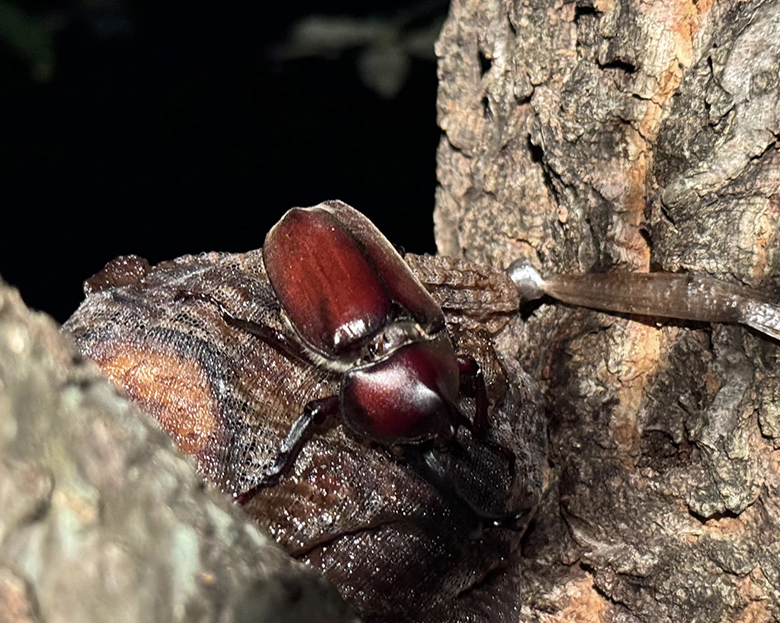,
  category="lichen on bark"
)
[0,282,357,623]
